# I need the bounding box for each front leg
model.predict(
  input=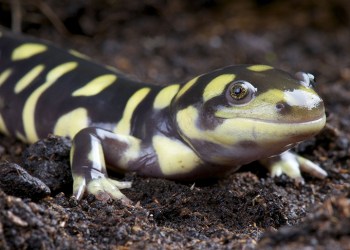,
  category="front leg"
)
[260,150,327,181]
[70,127,143,203]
